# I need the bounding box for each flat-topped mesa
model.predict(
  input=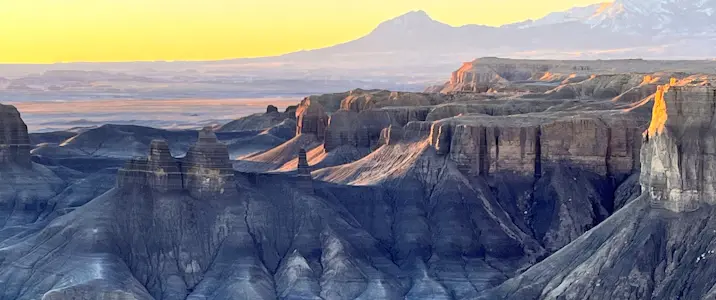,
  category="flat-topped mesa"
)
[0,103,31,168]
[444,60,558,93]
[295,97,329,139]
[117,139,183,192]
[182,127,235,199]
[425,113,645,178]
[641,84,716,212]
